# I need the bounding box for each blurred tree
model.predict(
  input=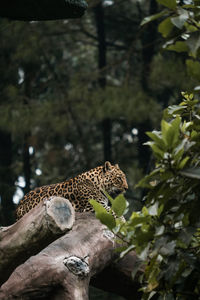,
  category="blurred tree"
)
[94,1,112,162]
[0,21,19,225]
[0,131,15,225]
